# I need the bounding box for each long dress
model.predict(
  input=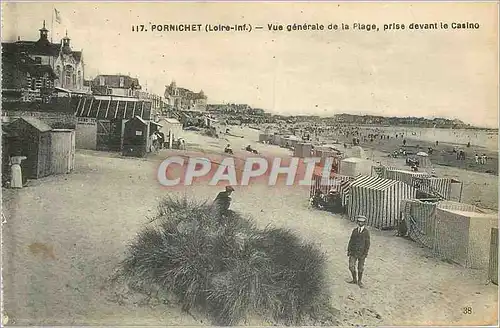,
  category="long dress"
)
[10,156,27,188]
